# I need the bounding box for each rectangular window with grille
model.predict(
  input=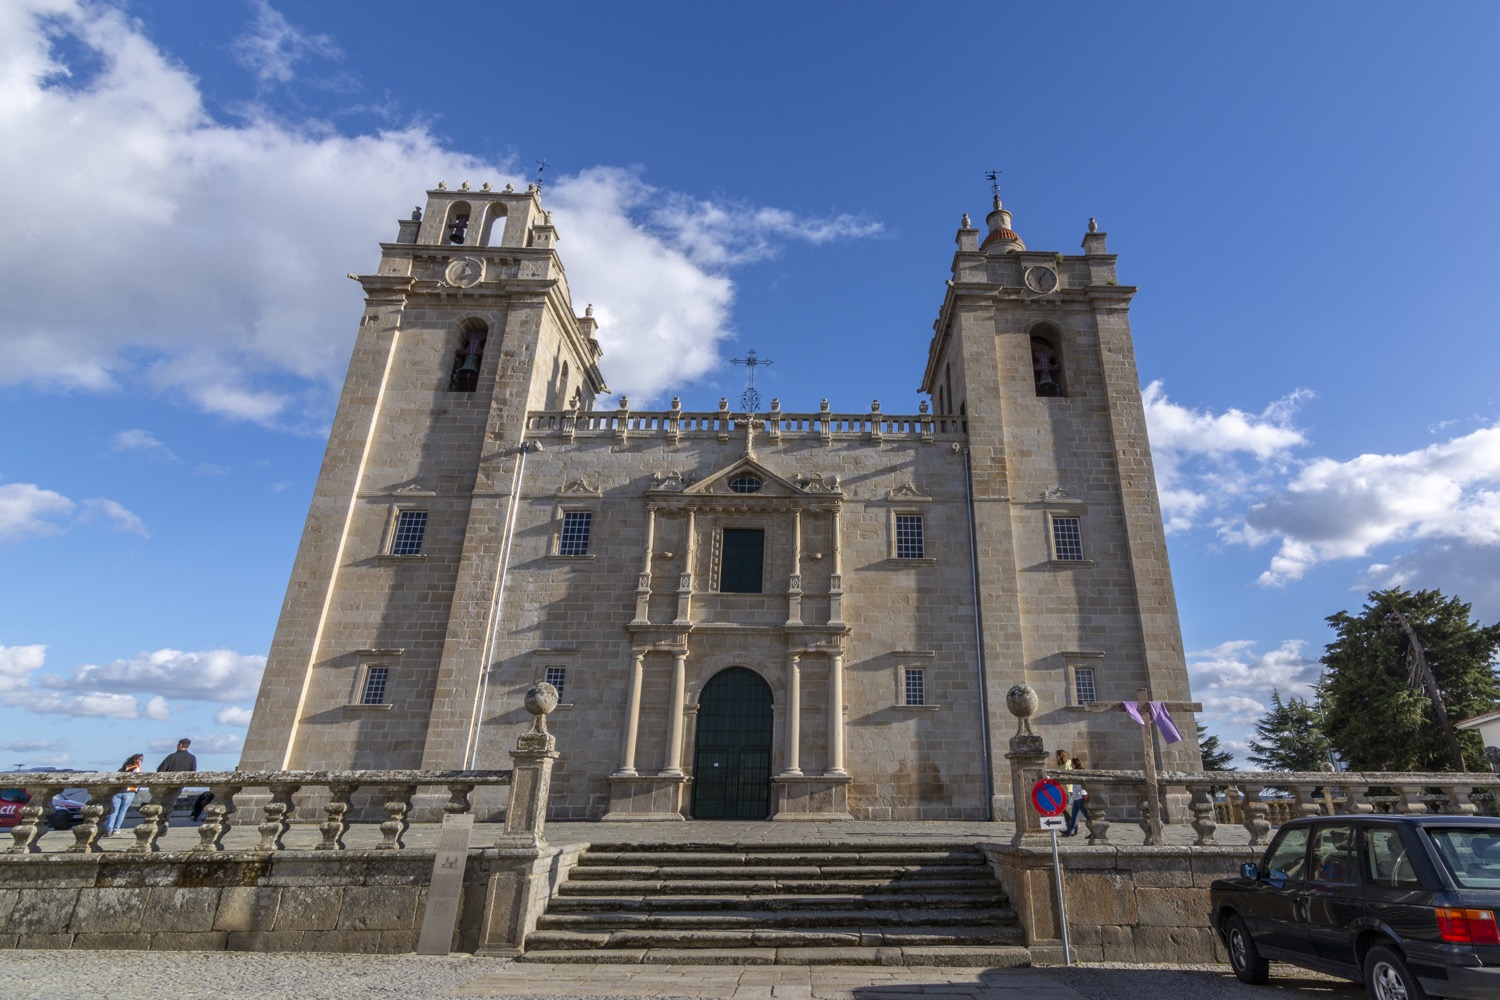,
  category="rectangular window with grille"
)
[1052,516,1084,561]
[390,511,427,555]
[360,666,389,705]
[895,514,925,559]
[559,511,592,556]
[903,668,926,706]
[1073,667,1096,705]
[720,528,764,593]
[544,666,566,701]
